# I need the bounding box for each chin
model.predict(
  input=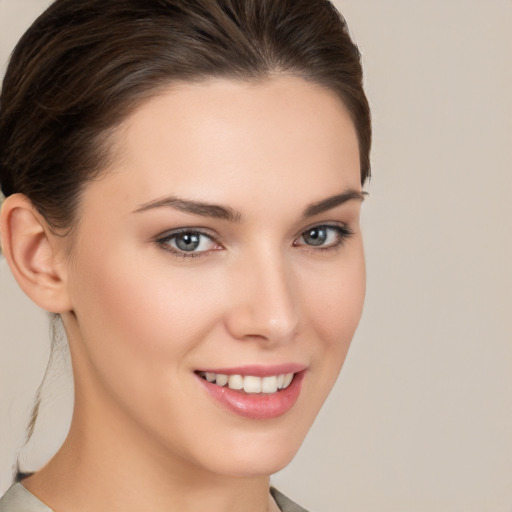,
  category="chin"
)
[198,422,311,478]
[211,449,300,479]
